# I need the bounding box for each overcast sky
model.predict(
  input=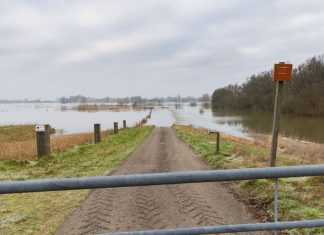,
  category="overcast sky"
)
[1,0,324,100]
